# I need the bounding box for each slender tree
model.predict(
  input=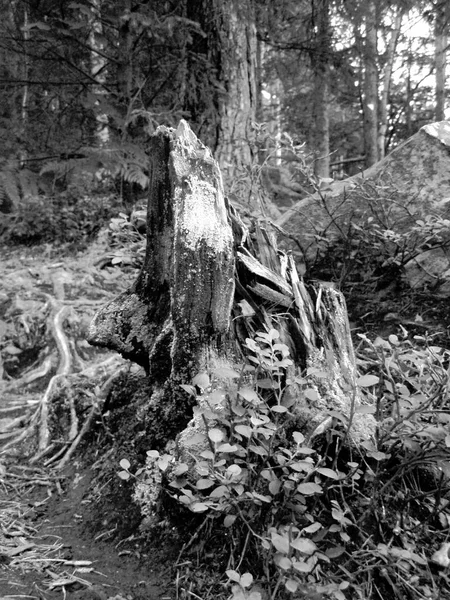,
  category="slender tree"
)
[378,6,404,159]
[361,0,379,166]
[310,0,331,178]
[435,0,449,121]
